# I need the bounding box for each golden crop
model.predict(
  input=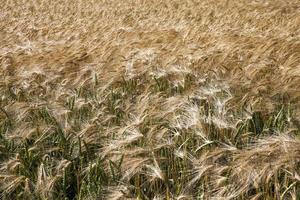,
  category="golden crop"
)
[0,0,299,199]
